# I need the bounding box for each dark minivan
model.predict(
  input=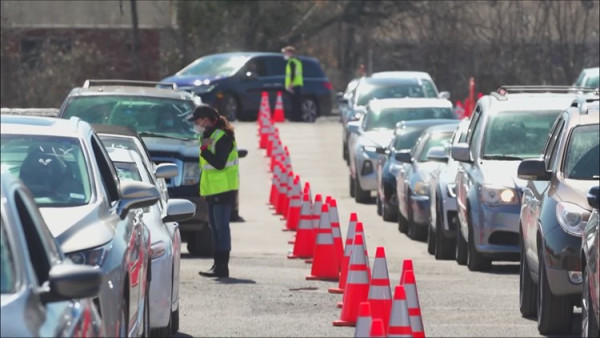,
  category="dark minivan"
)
[161,52,333,122]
